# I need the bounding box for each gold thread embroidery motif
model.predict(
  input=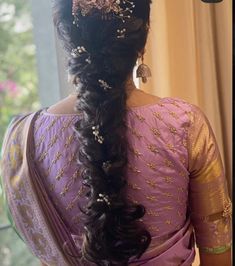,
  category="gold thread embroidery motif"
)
[147,144,159,154]
[151,127,161,137]
[146,195,157,202]
[128,183,141,190]
[145,179,158,188]
[128,165,141,173]
[147,210,159,217]
[153,112,163,120]
[165,220,172,225]
[169,111,179,119]
[147,163,157,171]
